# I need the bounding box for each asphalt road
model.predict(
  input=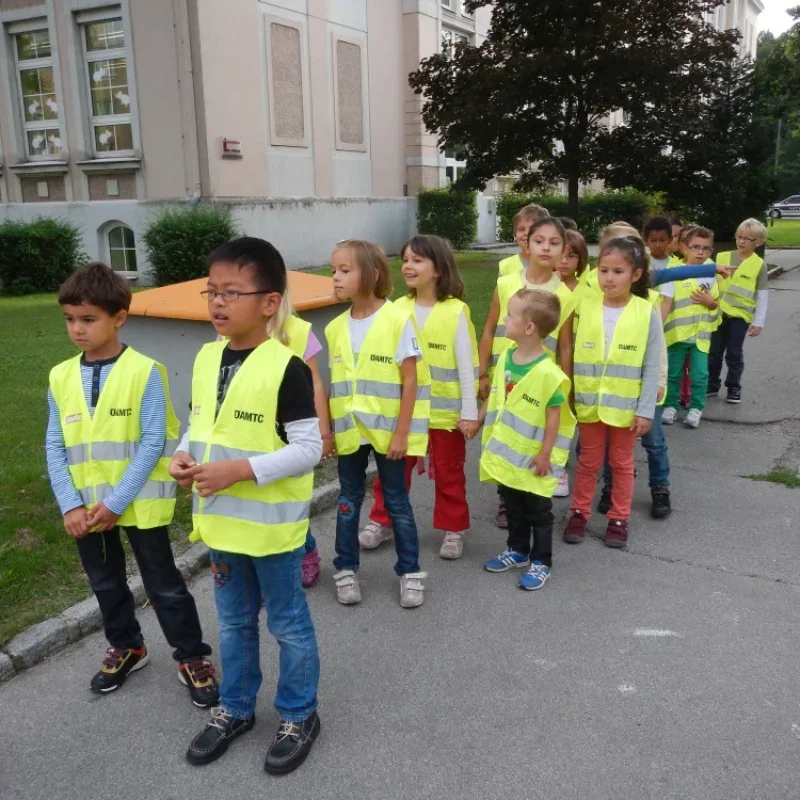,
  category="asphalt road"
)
[1,270,799,800]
